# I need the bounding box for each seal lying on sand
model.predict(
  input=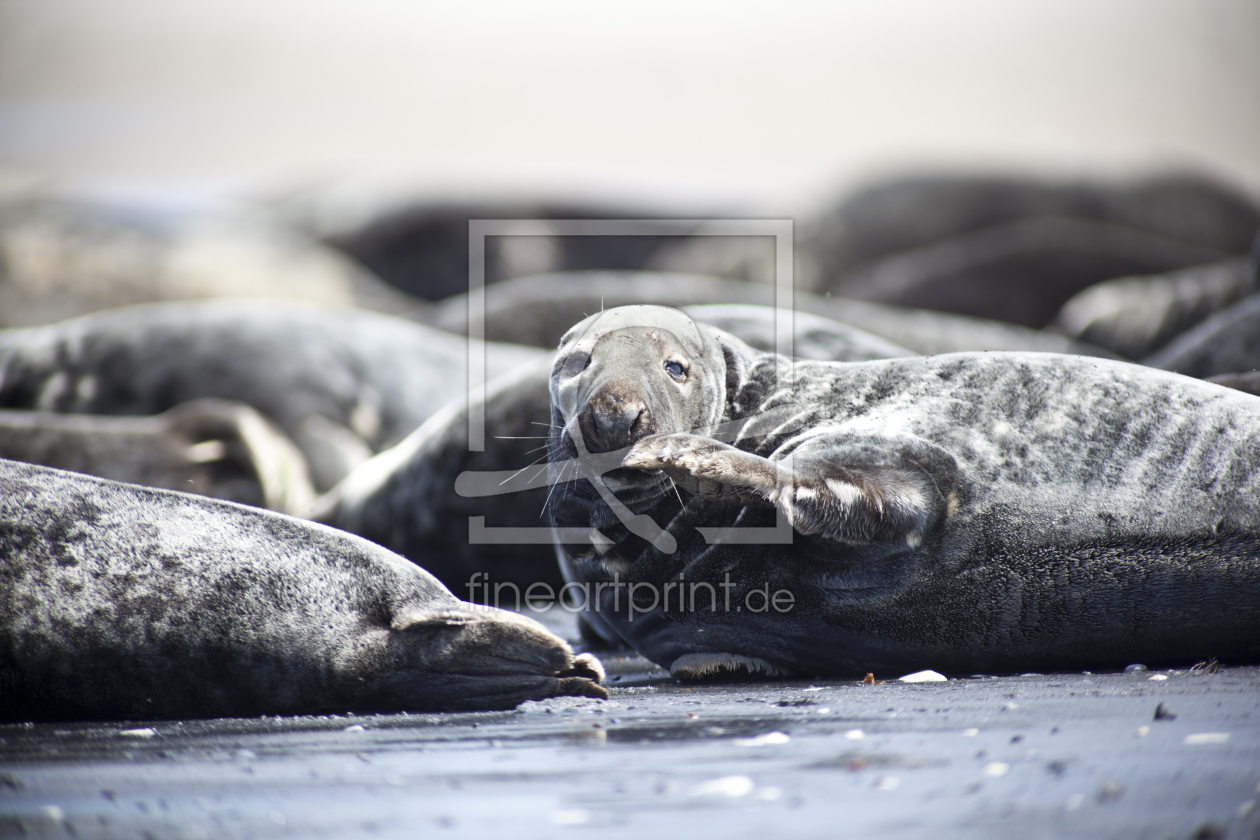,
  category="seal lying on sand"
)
[315,357,564,593]
[548,305,1260,678]
[679,304,915,362]
[0,459,604,722]
[800,172,1260,294]
[0,300,544,491]
[317,306,915,595]
[0,399,316,515]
